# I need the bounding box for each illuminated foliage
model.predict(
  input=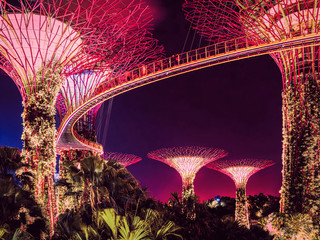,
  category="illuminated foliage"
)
[56,150,96,215]
[207,159,274,228]
[148,146,227,219]
[0,146,46,239]
[55,0,163,154]
[184,0,320,227]
[0,0,158,234]
[260,212,319,239]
